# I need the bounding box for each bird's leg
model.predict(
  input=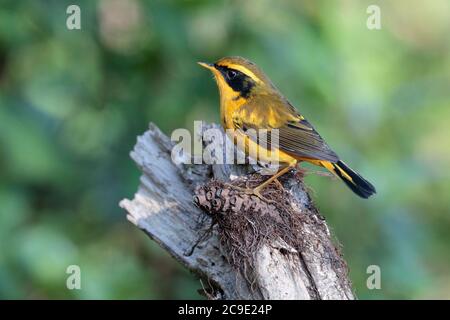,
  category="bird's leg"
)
[252,165,293,197]
[225,165,294,203]
[224,182,274,203]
